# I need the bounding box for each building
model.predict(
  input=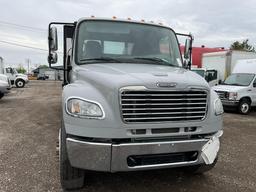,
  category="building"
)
[32,66,63,80]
